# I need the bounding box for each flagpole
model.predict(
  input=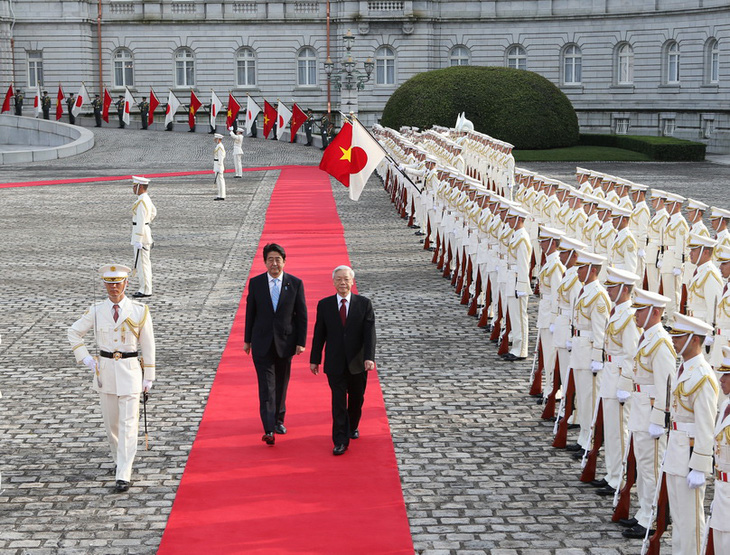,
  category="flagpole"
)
[326,0,331,115]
